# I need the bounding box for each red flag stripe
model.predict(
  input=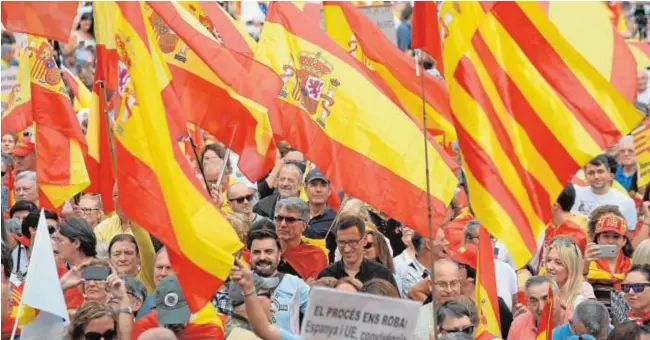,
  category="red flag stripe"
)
[609,25,636,101]
[198,2,254,56]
